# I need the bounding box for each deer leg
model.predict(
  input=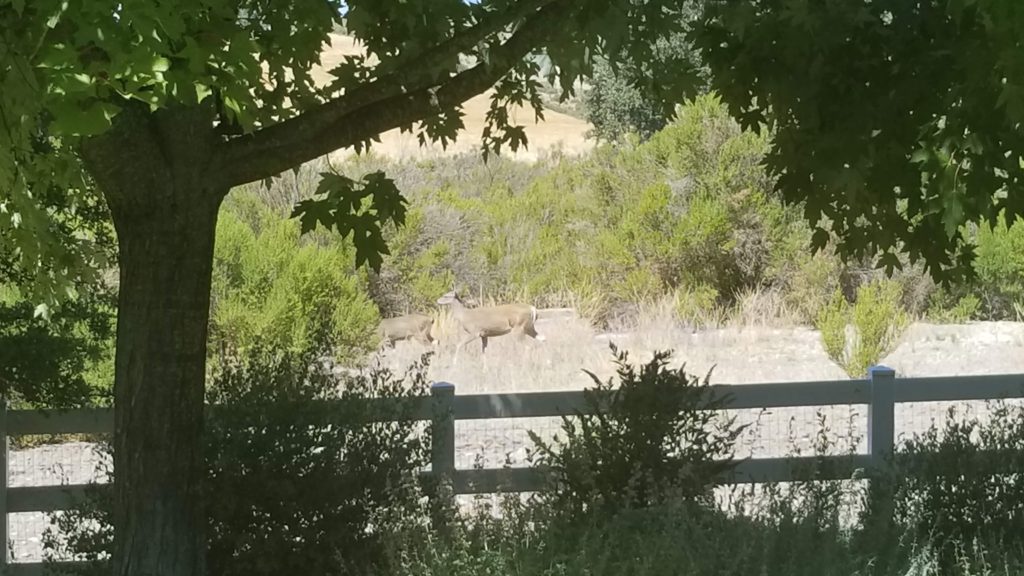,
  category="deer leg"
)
[480,336,489,354]
[454,335,476,366]
[524,324,545,342]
